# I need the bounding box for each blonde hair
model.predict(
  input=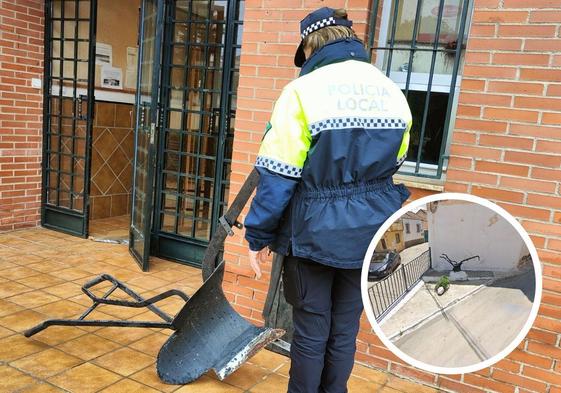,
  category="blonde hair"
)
[303,9,358,55]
